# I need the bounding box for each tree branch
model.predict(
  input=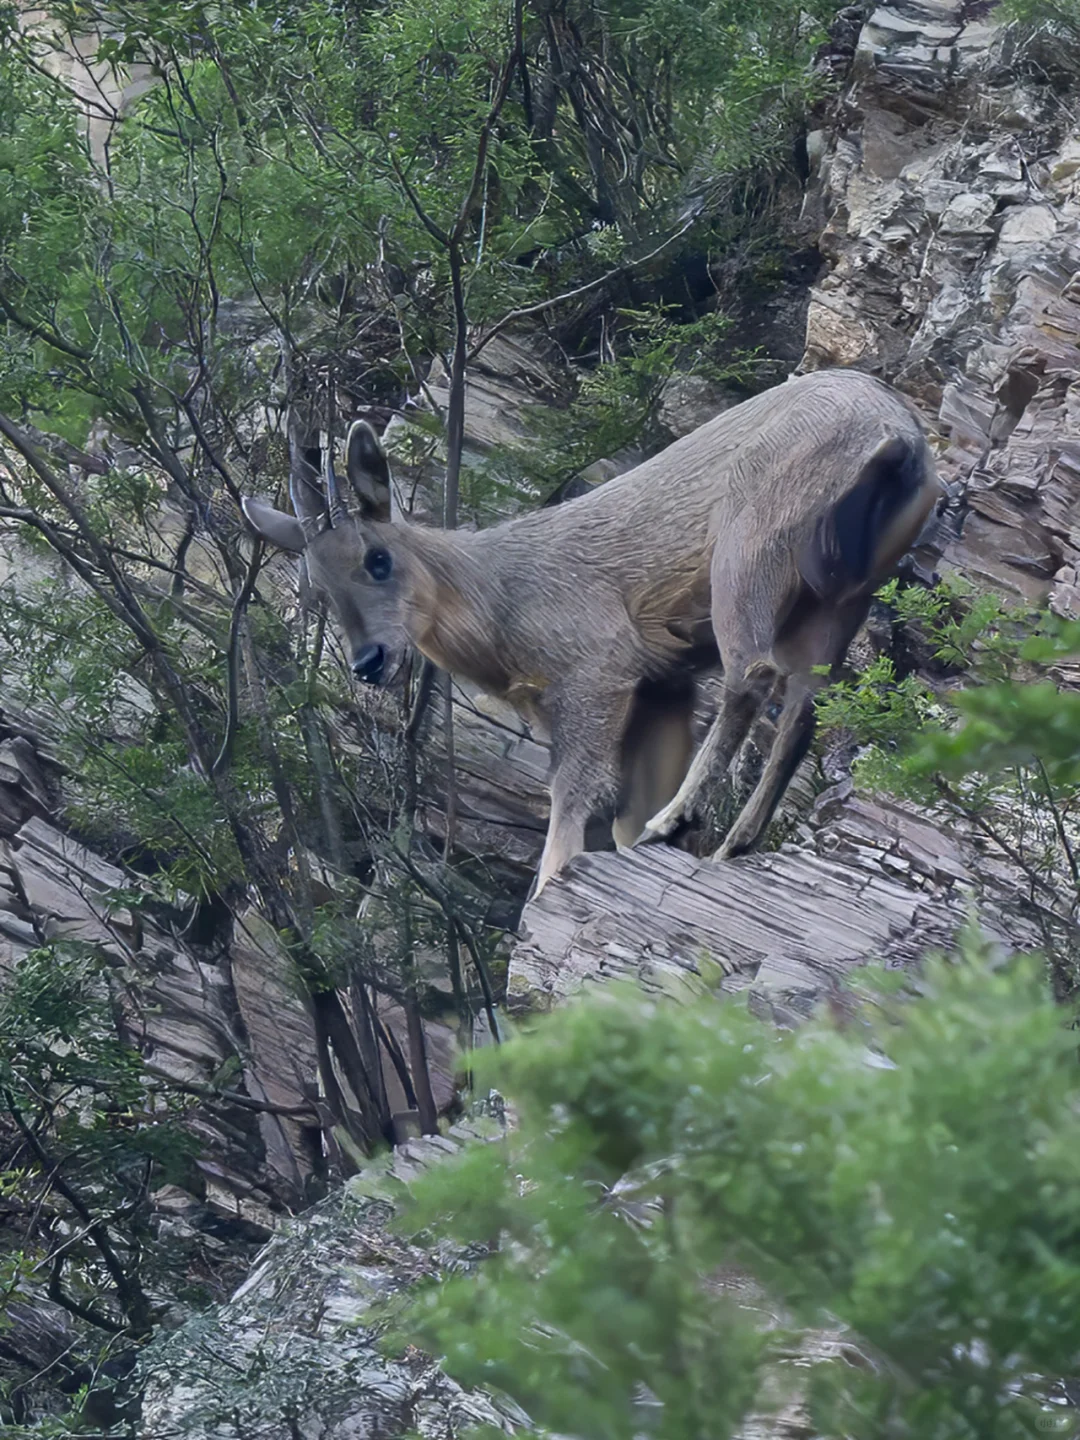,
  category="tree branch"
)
[466,211,697,363]
[386,150,450,247]
[0,288,94,363]
[48,1256,128,1336]
[0,417,216,776]
[449,50,518,246]
[5,1091,151,1337]
[212,537,264,777]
